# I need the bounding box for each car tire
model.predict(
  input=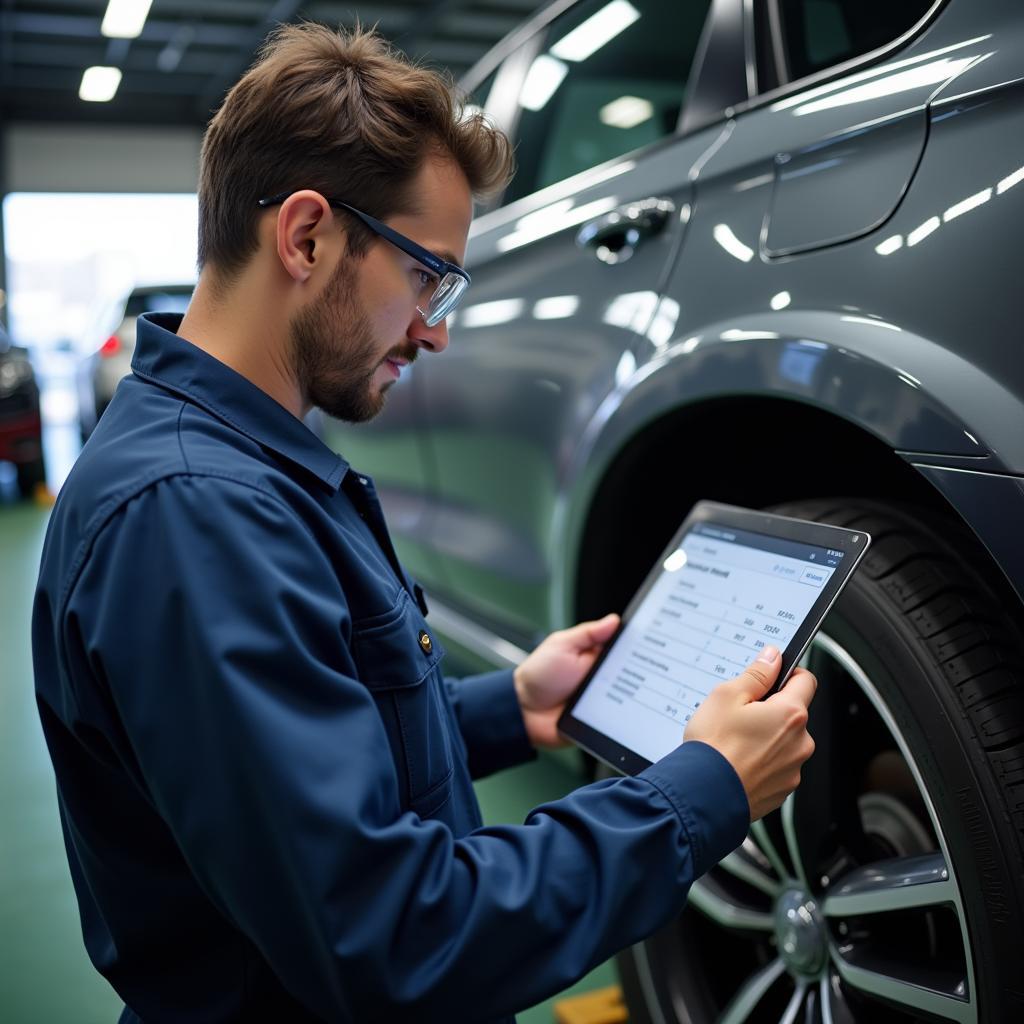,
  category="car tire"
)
[616,499,1024,1024]
[16,454,46,500]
